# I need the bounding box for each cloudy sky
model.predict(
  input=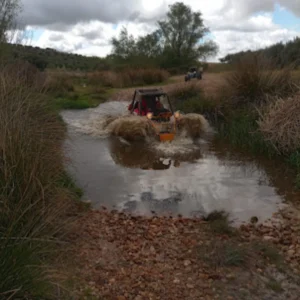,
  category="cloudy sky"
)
[18,0,300,61]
